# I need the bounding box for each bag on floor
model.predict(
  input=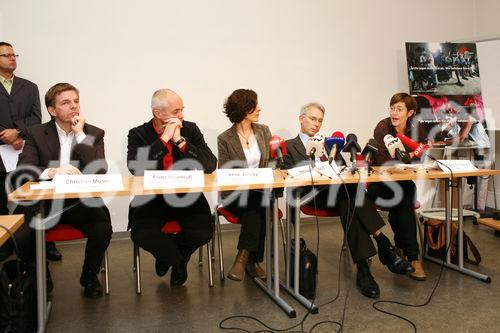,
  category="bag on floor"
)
[290,238,317,299]
[424,218,481,265]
